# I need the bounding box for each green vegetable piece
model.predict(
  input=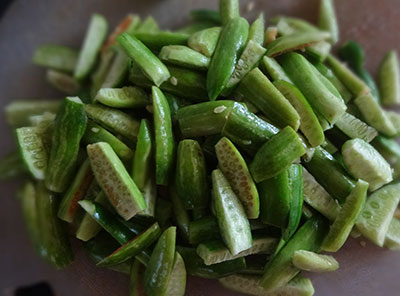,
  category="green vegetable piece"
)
[266,31,330,57]
[118,33,170,86]
[379,50,400,106]
[197,236,278,265]
[84,104,140,142]
[260,216,328,292]
[159,45,210,70]
[87,142,146,220]
[372,135,400,165]
[279,52,347,124]
[74,14,108,80]
[335,112,377,143]
[90,48,115,98]
[250,126,305,183]
[188,27,221,58]
[212,169,252,255]
[144,227,176,296]
[387,110,400,135]
[274,80,324,147]
[177,100,235,137]
[272,16,320,34]
[58,159,93,223]
[97,223,161,267]
[136,16,159,33]
[129,260,146,296]
[133,31,189,51]
[384,217,400,250]
[16,127,48,180]
[215,137,259,219]
[248,13,265,46]
[102,46,130,88]
[318,0,339,44]
[46,70,81,95]
[82,120,133,161]
[302,147,355,203]
[220,274,315,296]
[238,68,300,130]
[132,119,153,190]
[322,180,368,252]
[95,86,149,108]
[356,183,400,246]
[342,139,392,191]
[302,168,340,221]
[170,186,191,241]
[260,56,293,83]
[292,250,339,272]
[219,0,239,25]
[165,252,187,296]
[36,182,74,268]
[175,140,209,210]
[45,97,87,192]
[153,86,175,185]
[207,17,249,100]
[155,198,173,229]
[188,216,221,245]
[190,9,221,24]
[139,177,157,217]
[33,44,78,73]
